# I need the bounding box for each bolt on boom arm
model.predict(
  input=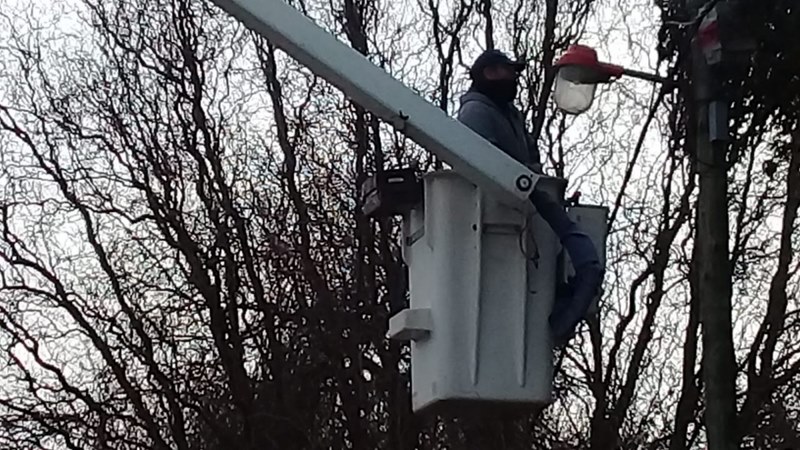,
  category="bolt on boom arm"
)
[208,0,540,204]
